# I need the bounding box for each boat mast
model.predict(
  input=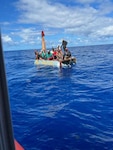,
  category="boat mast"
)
[41,31,46,52]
